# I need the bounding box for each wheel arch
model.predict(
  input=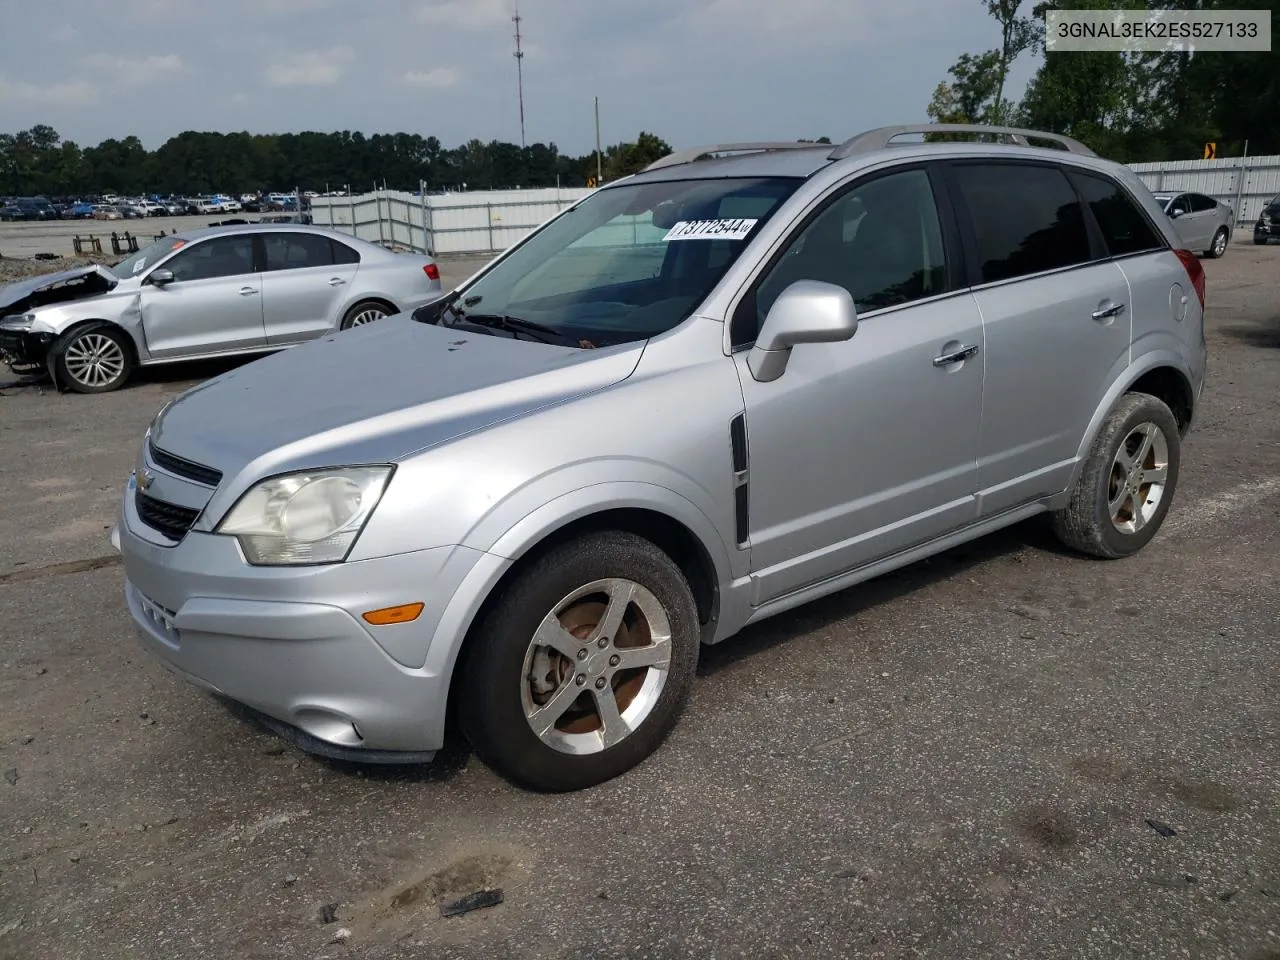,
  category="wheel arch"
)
[1063,354,1195,498]
[339,295,400,327]
[426,489,733,742]
[48,318,140,390]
